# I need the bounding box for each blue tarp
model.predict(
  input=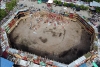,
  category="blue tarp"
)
[1,57,14,67]
[79,63,87,67]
